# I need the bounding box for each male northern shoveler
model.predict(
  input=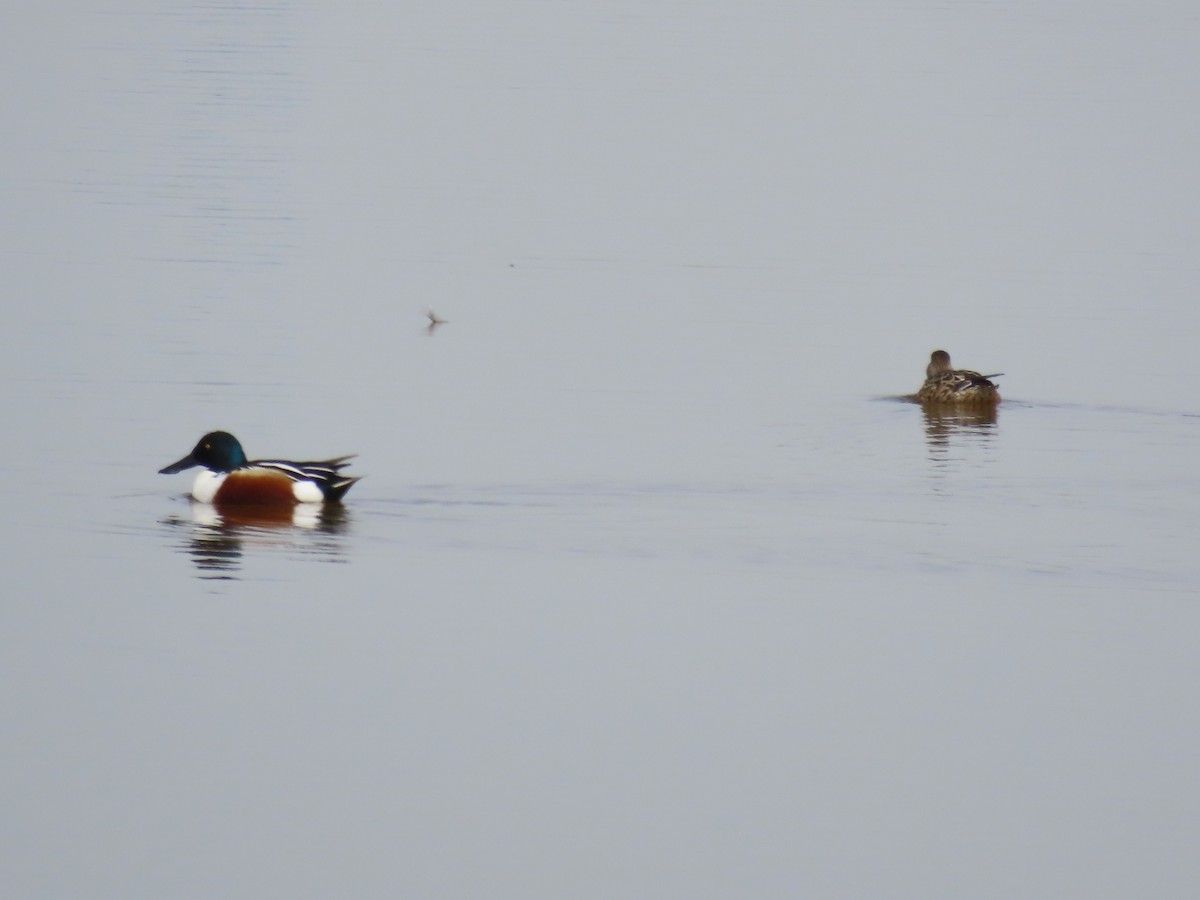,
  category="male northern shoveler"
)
[159,431,360,505]
[916,350,1002,405]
